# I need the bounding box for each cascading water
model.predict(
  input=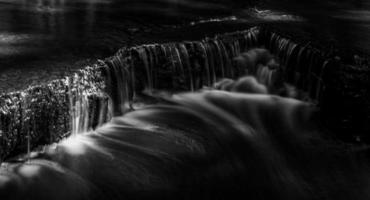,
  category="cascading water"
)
[256,64,276,86]
[0,26,368,161]
[262,31,330,102]
[232,48,282,89]
[0,20,369,199]
[100,27,261,115]
[0,64,110,161]
[0,27,262,161]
